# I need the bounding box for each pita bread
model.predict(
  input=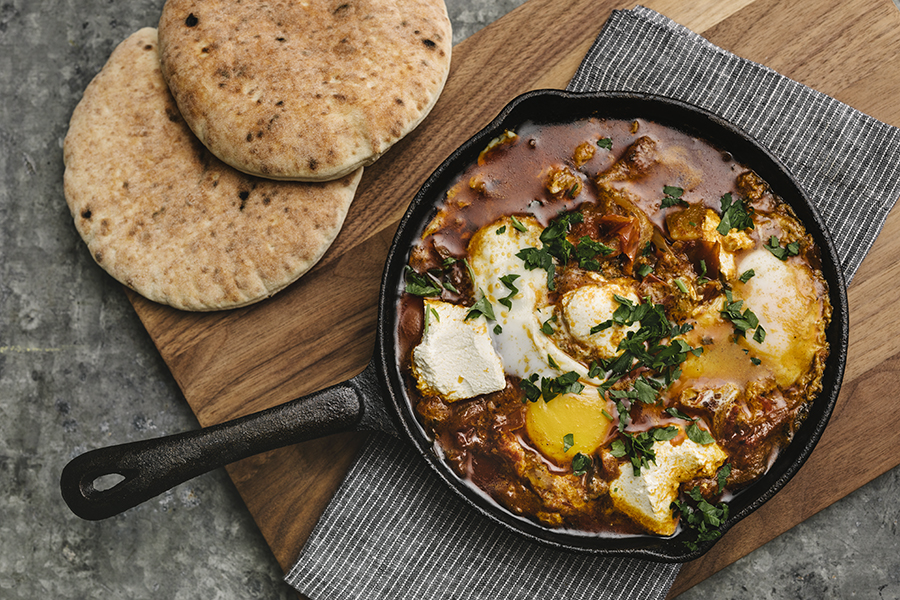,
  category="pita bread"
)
[63,28,363,311]
[157,0,451,181]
